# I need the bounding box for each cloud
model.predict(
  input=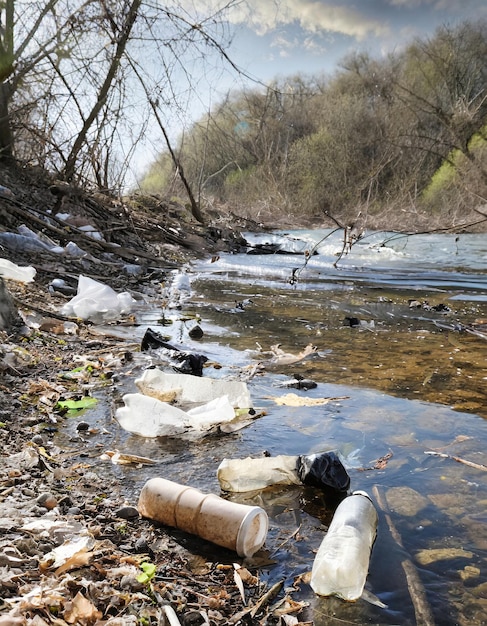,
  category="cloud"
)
[181,0,389,40]
[243,1,389,39]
